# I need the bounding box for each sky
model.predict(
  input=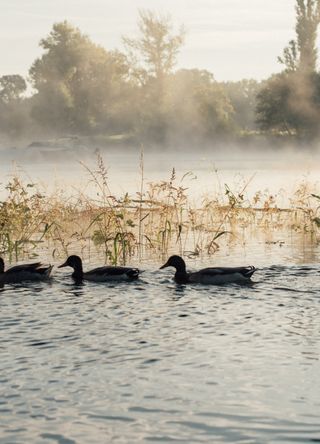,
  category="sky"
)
[1,0,297,81]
